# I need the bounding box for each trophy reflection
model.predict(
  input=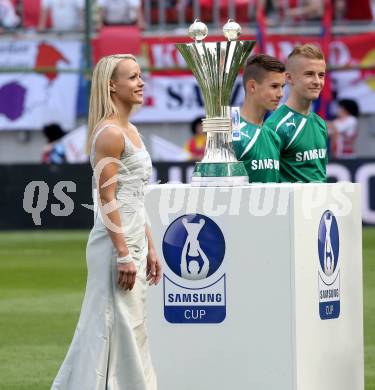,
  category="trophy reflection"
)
[176,20,255,186]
